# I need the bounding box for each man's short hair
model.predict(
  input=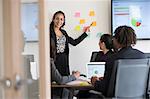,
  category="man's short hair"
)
[114,25,136,47]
